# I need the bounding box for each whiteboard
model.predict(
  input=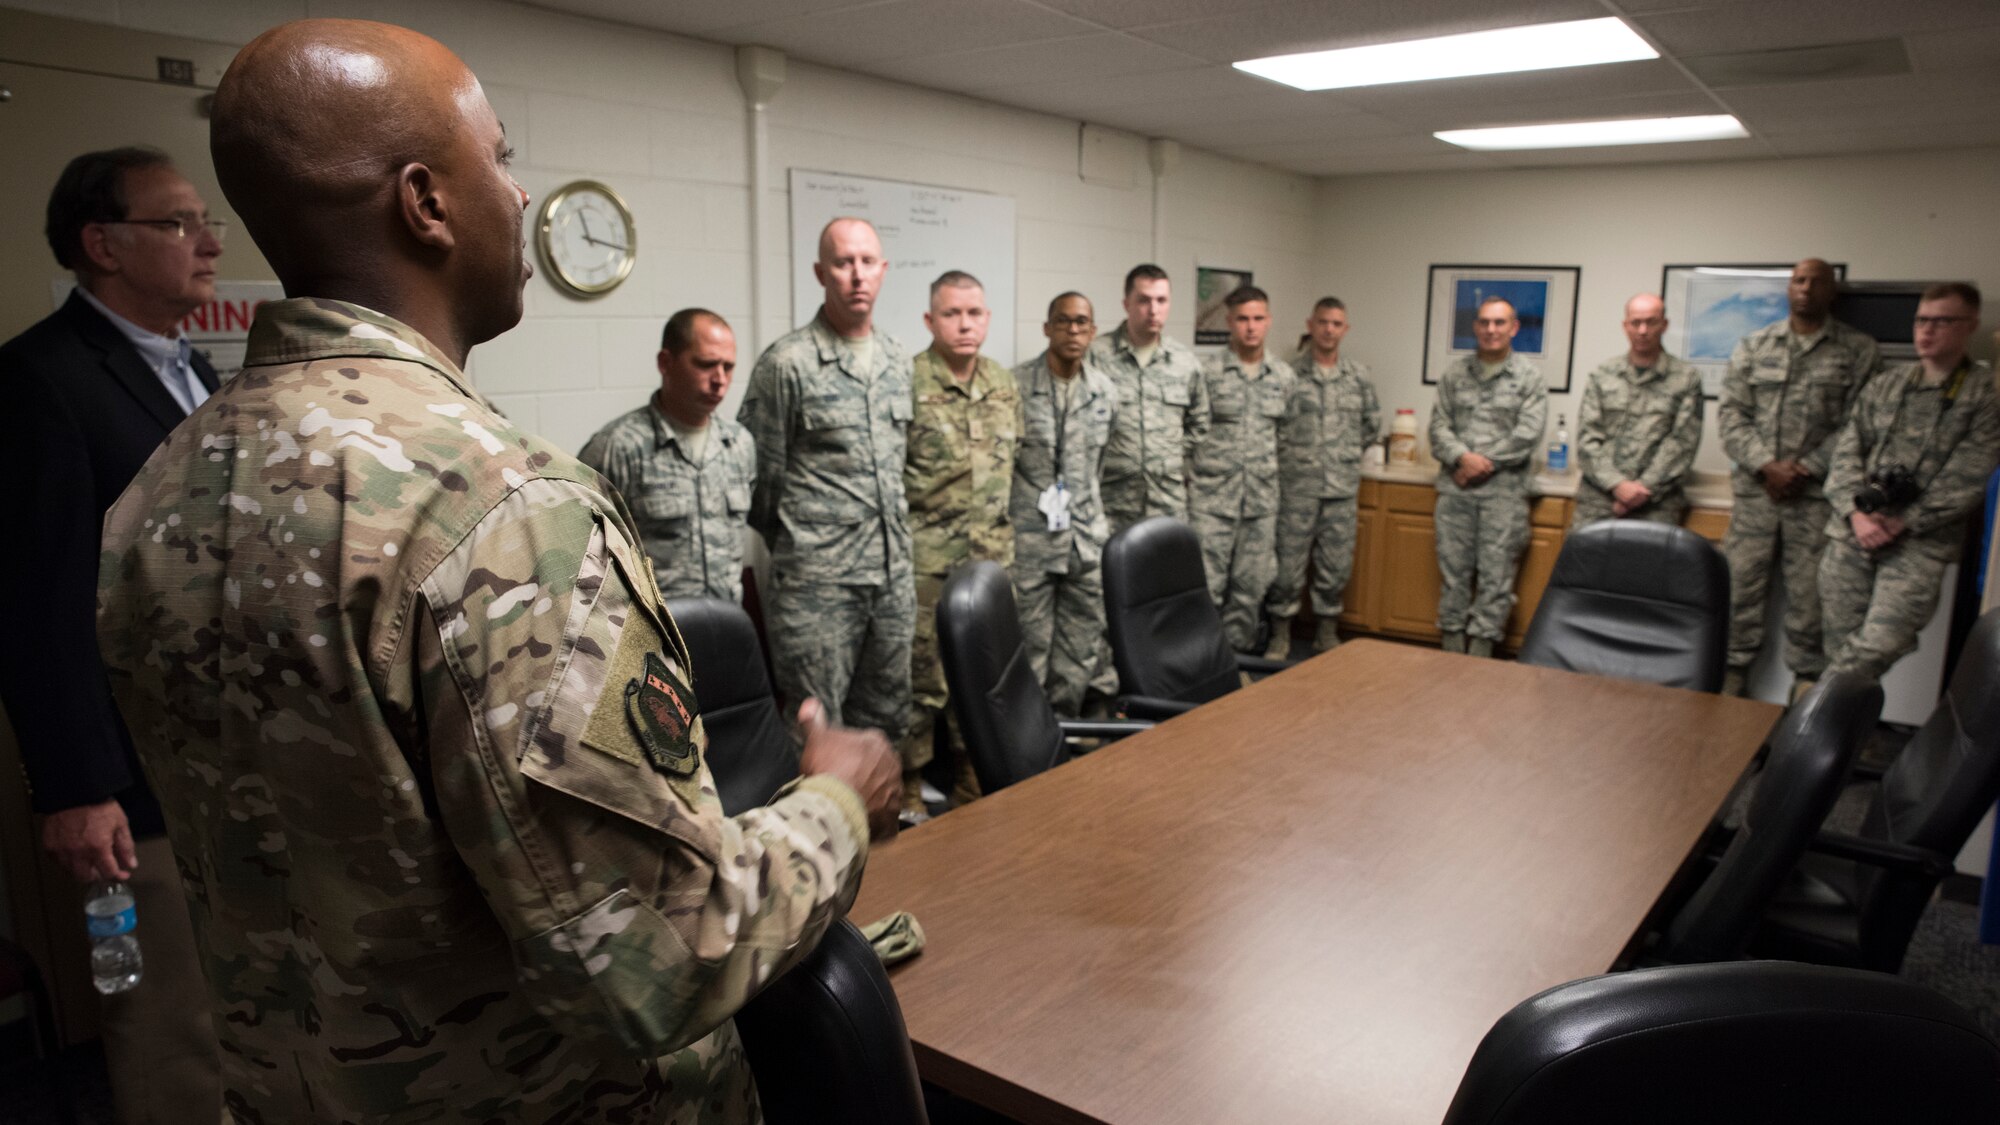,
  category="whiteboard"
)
[789,169,1018,365]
